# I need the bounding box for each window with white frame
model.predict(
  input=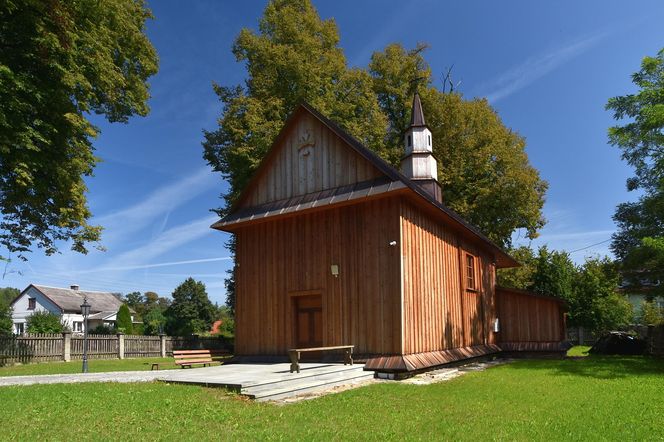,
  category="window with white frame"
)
[14,323,24,335]
[73,322,83,333]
